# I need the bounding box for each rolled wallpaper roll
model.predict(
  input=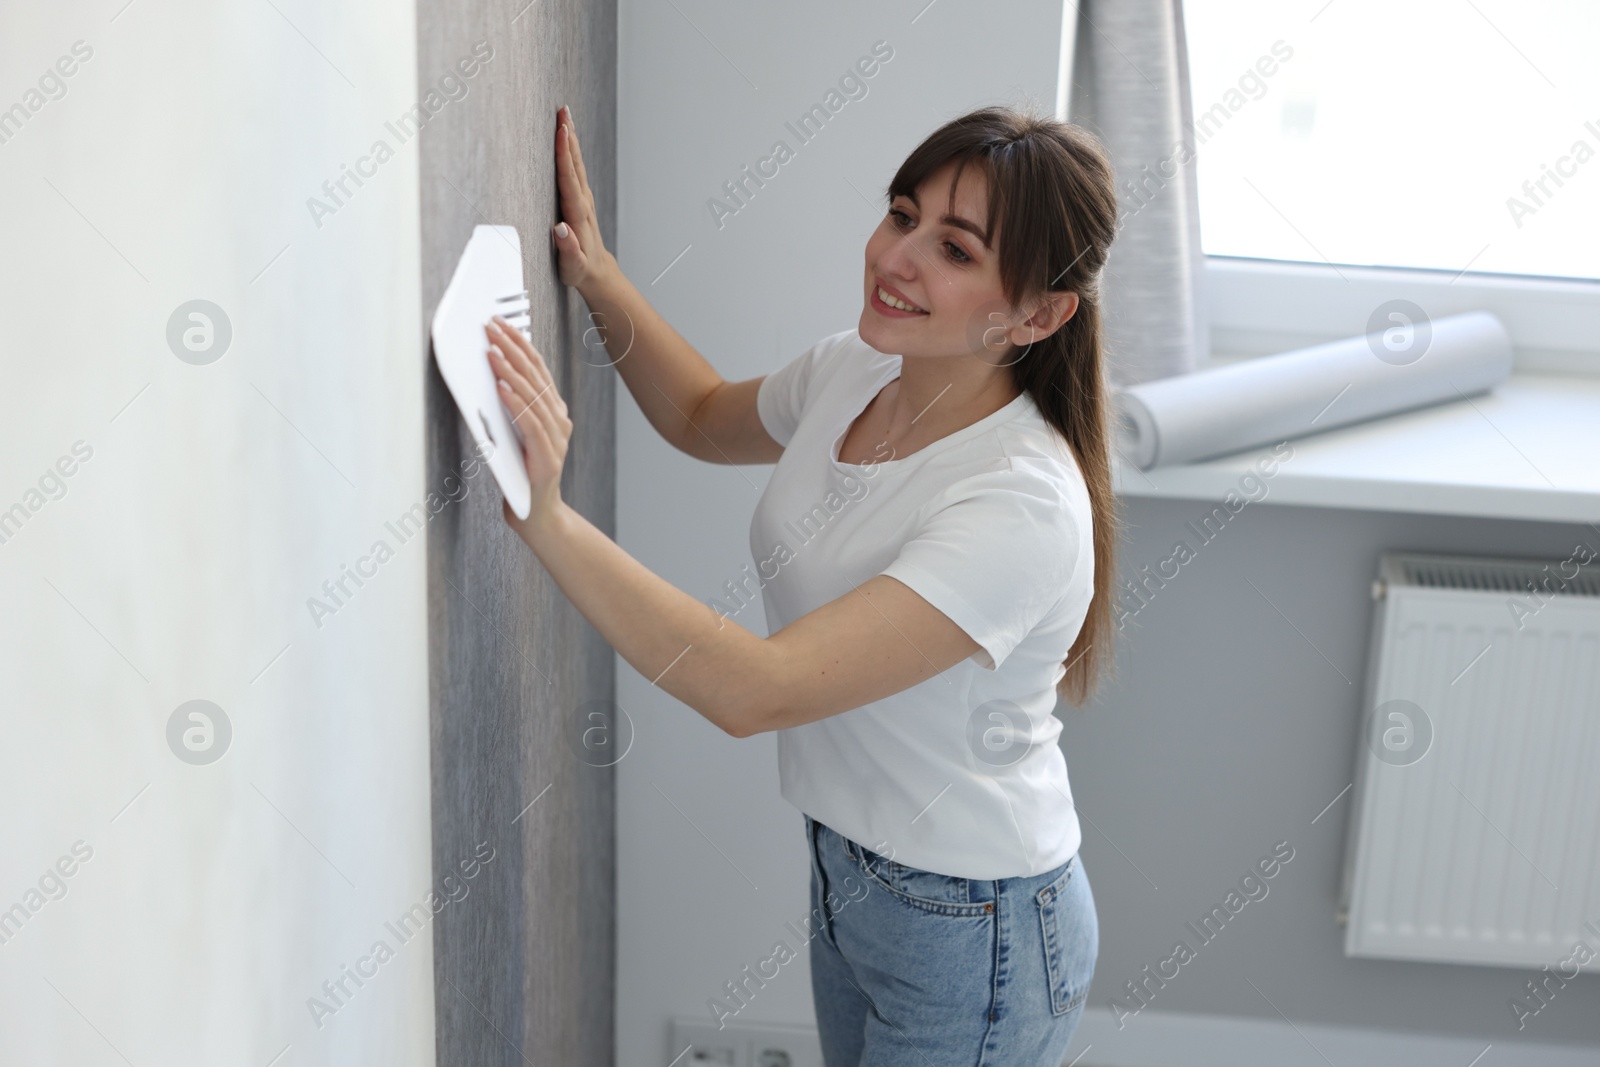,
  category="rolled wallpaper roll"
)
[1114,309,1513,470]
